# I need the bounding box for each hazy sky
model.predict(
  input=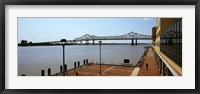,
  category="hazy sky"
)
[18,18,157,43]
